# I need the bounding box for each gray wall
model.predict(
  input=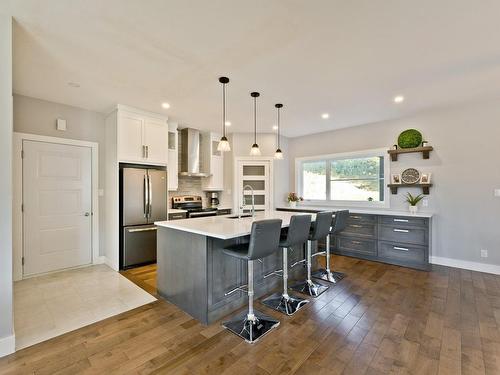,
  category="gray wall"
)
[0,14,13,352]
[288,99,500,266]
[13,95,107,255]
